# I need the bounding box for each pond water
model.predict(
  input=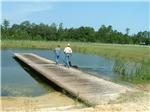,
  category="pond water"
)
[1,48,120,97]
